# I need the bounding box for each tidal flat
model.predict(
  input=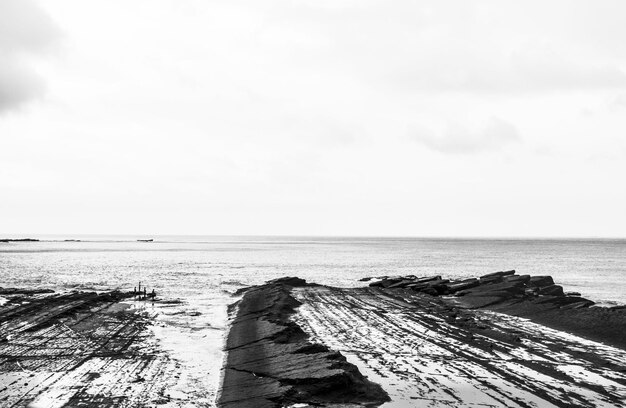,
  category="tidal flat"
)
[0,288,223,408]
[1,271,625,408]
